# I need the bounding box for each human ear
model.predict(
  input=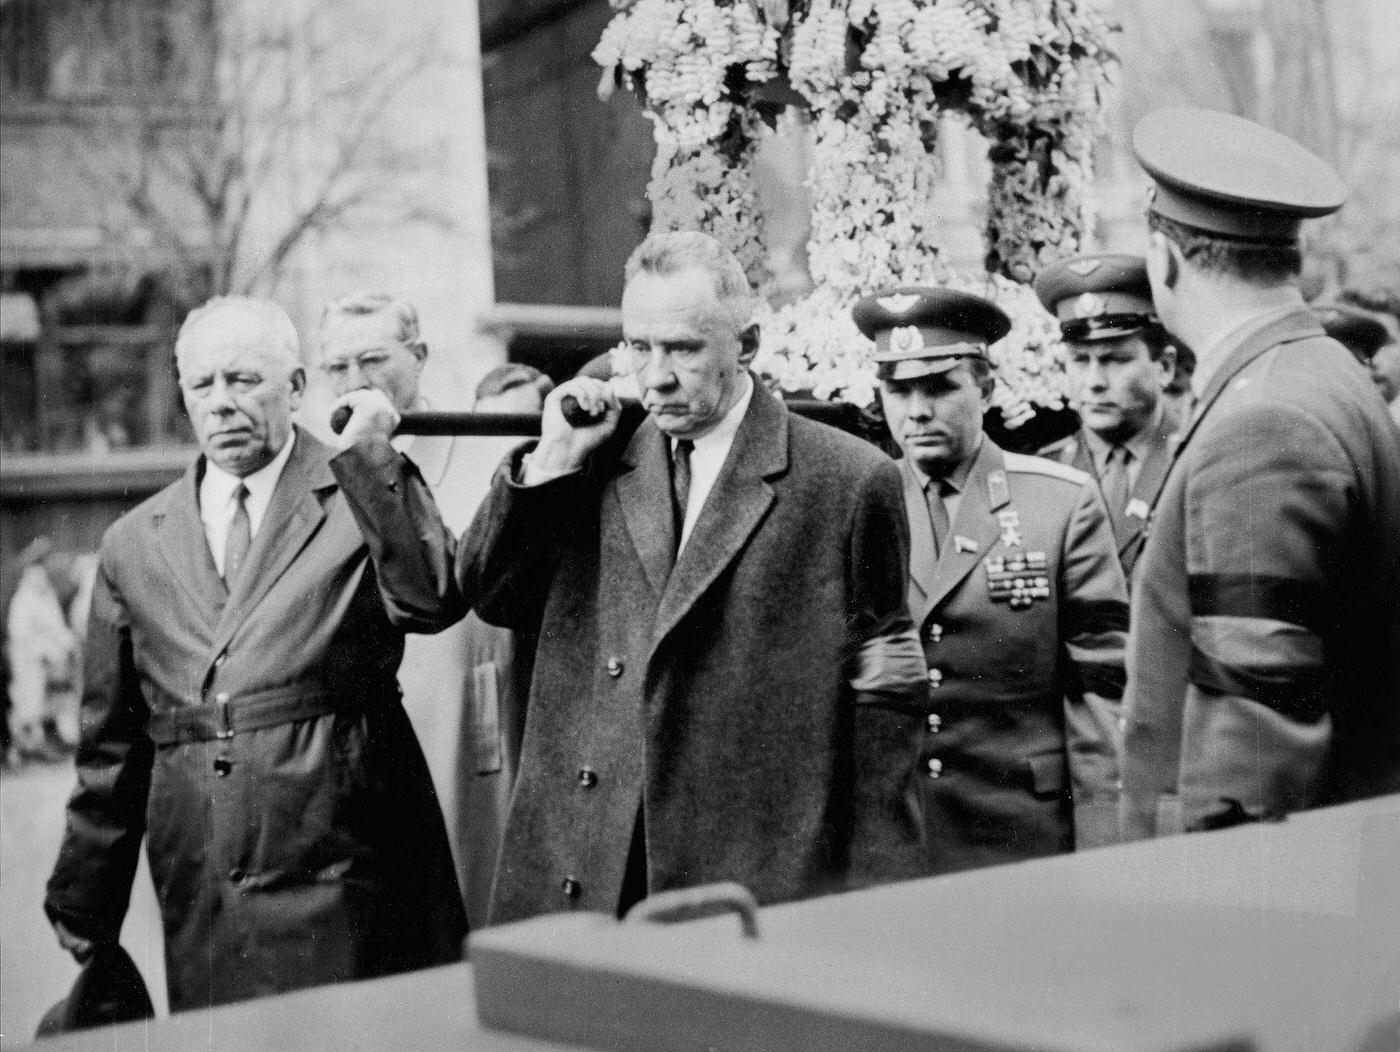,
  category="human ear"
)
[736,324,760,367]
